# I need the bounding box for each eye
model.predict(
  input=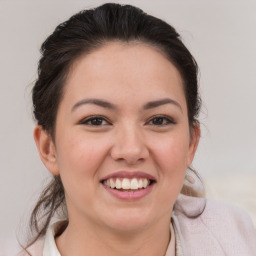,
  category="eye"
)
[79,115,111,126]
[147,115,176,126]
